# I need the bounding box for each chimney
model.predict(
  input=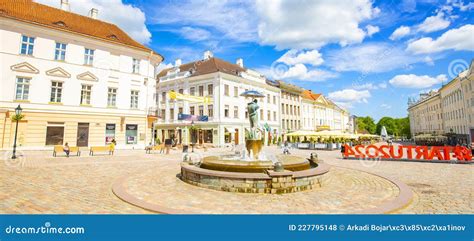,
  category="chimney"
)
[175,58,182,67]
[203,50,213,60]
[88,8,98,19]
[236,58,243,67]
[60,0,70,11]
